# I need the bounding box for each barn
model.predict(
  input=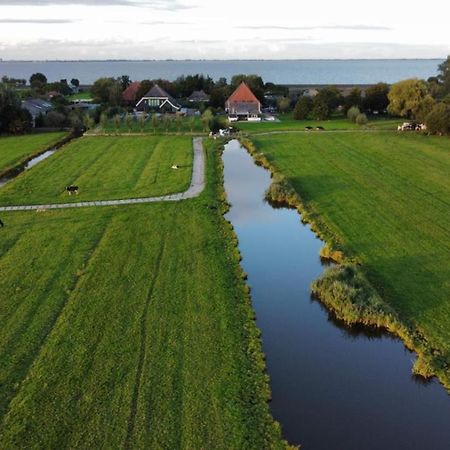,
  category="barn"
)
[225,82,261,121]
